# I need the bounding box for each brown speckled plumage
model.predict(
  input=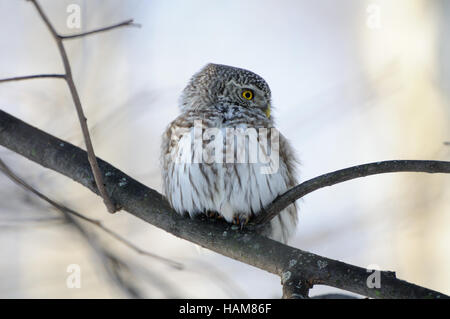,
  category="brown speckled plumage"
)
[161,63,298,243]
